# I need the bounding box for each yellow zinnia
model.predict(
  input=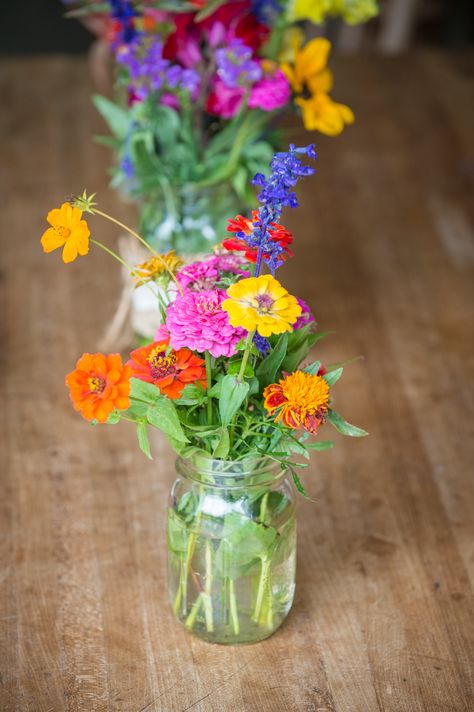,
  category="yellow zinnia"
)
[222,275,301,337]
[281,38,354,136]
[41,202,90,263]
